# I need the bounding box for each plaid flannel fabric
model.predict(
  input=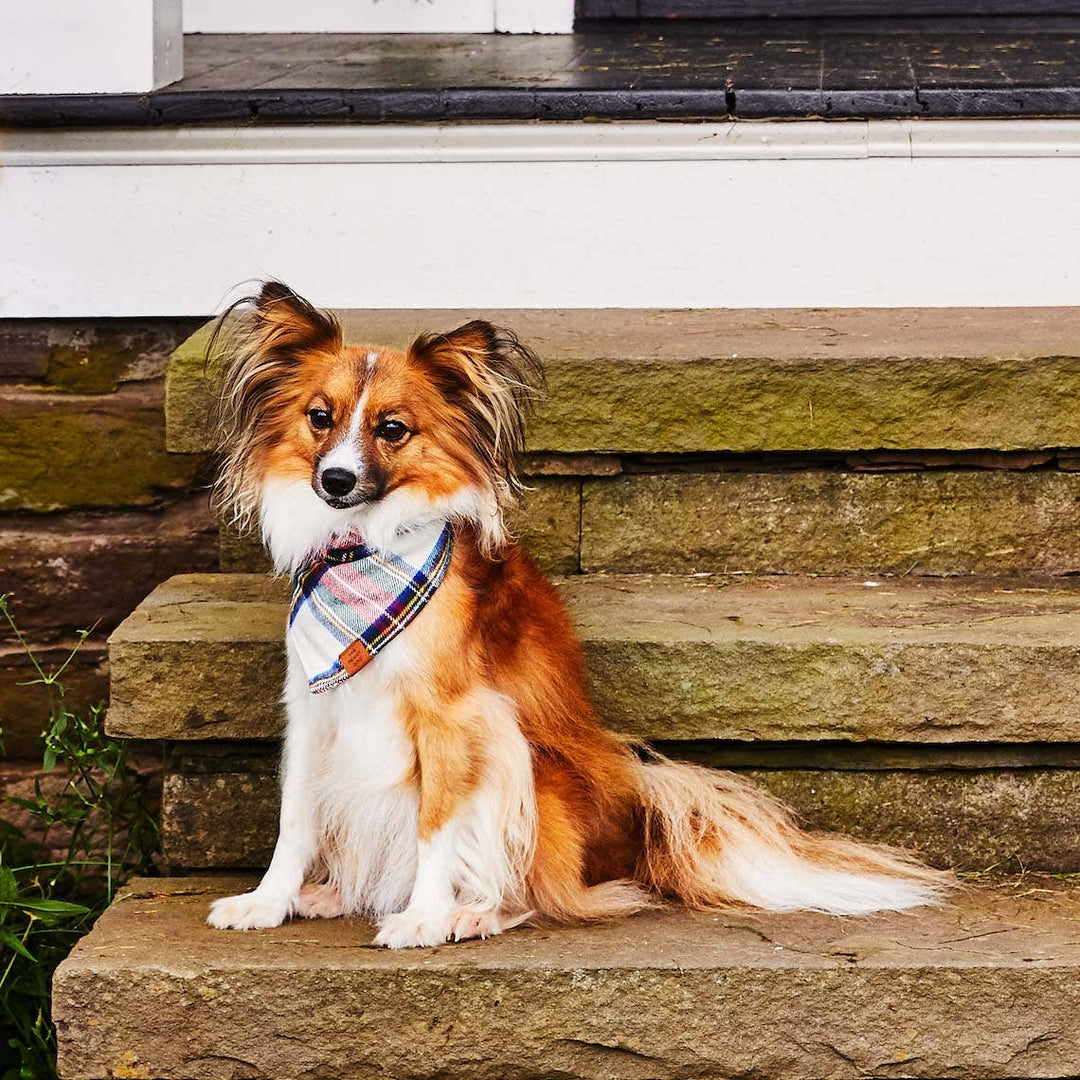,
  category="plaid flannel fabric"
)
[287,522,454,693]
